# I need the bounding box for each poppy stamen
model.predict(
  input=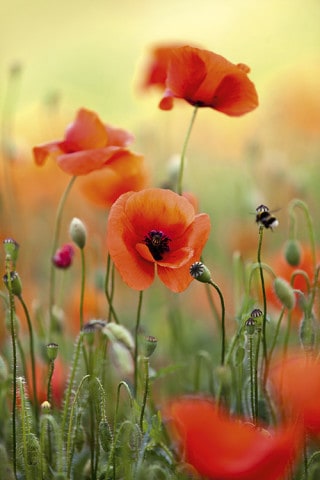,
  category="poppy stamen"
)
[144,230,171,261]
